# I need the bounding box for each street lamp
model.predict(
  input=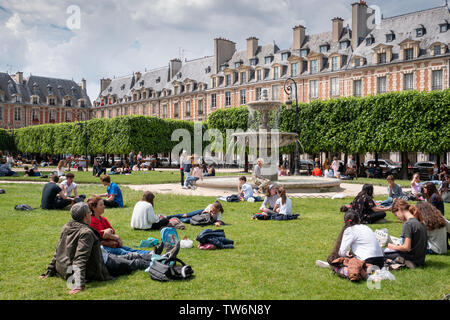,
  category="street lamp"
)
[77,121,89,172]
[283,77,300,176]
